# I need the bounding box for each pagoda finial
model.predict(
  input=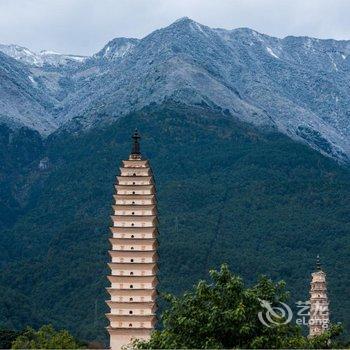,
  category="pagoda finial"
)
[131,129,141,156]
[316,254,322,271]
